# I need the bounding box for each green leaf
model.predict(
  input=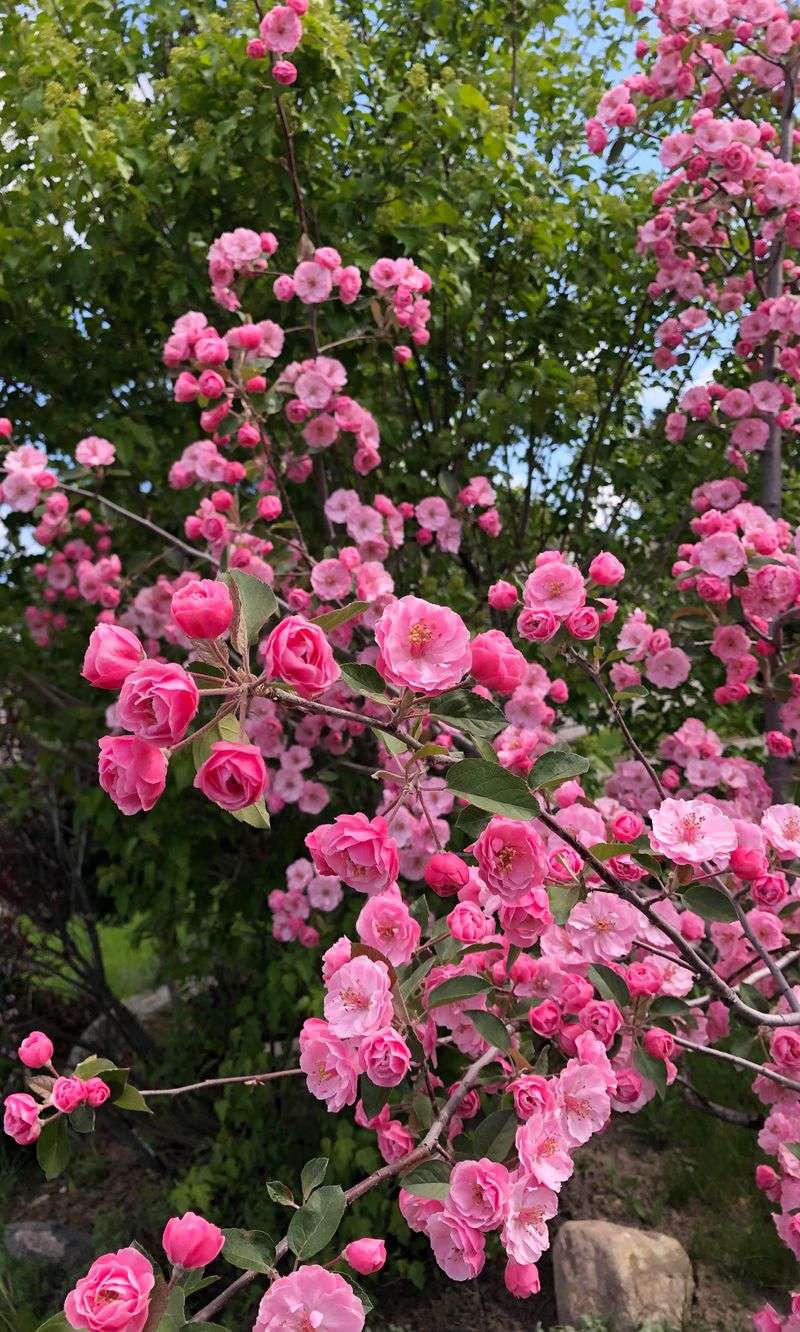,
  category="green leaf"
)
[529,747,590,790]
[681,883,738,923]
[340,662,391,702]
[455,806,492,841]
[372,726,407,756]
[301,1156,329,1199]
[359,1076,392,1120]
[221,569,278,646]
[401,1160,450,1199]
[113,1083,152,1114]
[427,976,492,1008]
[181,1271,219,1296]
[287,1185,347,1259]
[220,1228,275,1274]
[586,841,634,862]
[634,1045,667,1099]
[311,601,369,631]
[430,689,505,739]
[587,963,630,1008]
[650,996,692,1019]
[347,1277,374,1315]
[265,1180,294,1206]
[73,1055,117,1079]
[36,1116,70,1181]
[69,1103,95,1134]
[468,1108,517,1162]
[467,1010,511,1051]
[192,712,239,769]
[34,1315,71,1332]
[547,882,582,926]
[400,954,435,999]
[446,758,539,821]
[230,798,271,830]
